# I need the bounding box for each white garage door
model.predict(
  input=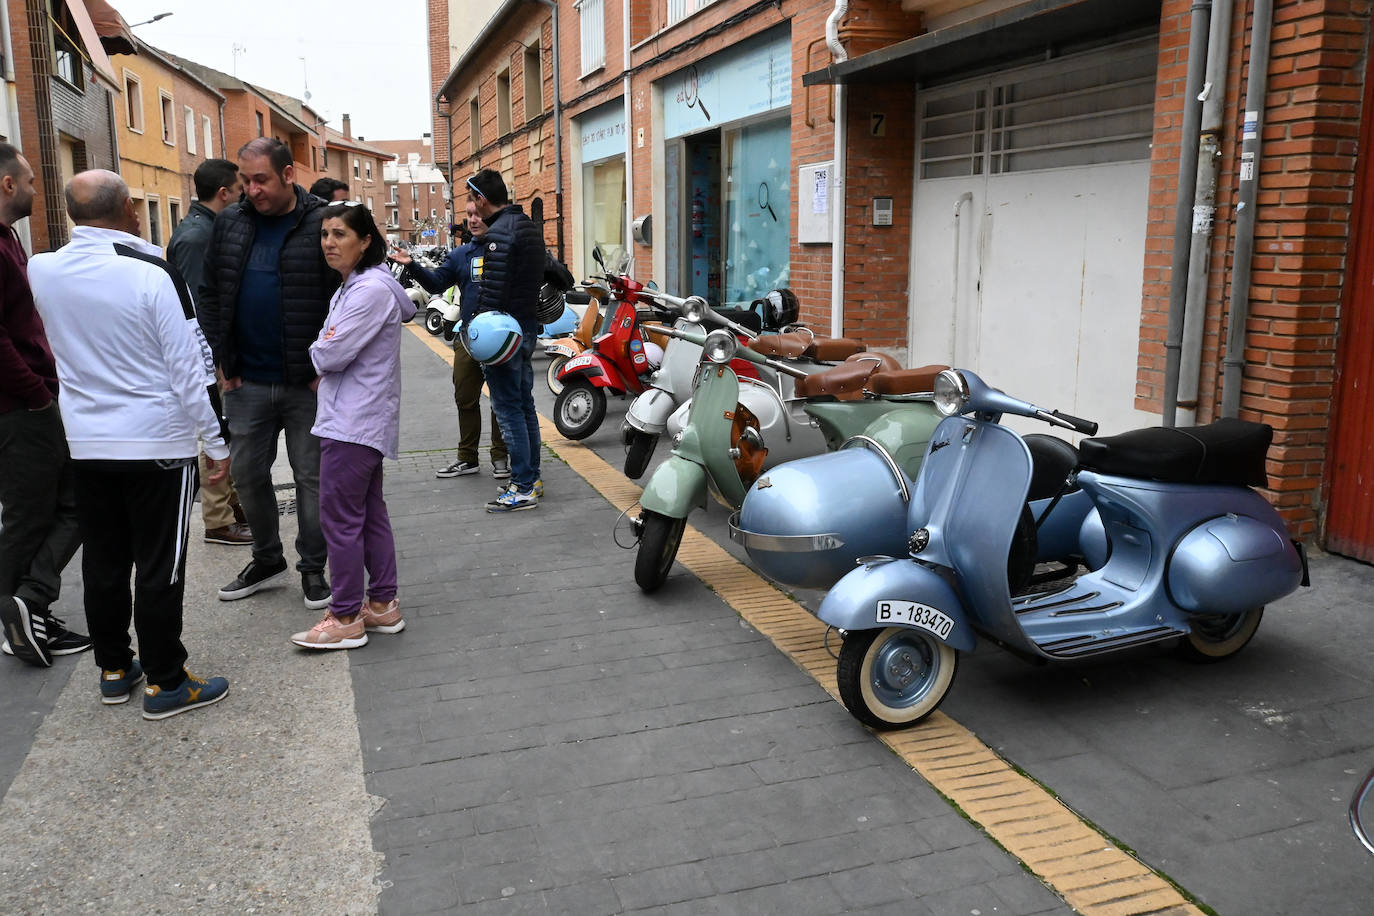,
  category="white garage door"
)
[908,37,1160,436]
